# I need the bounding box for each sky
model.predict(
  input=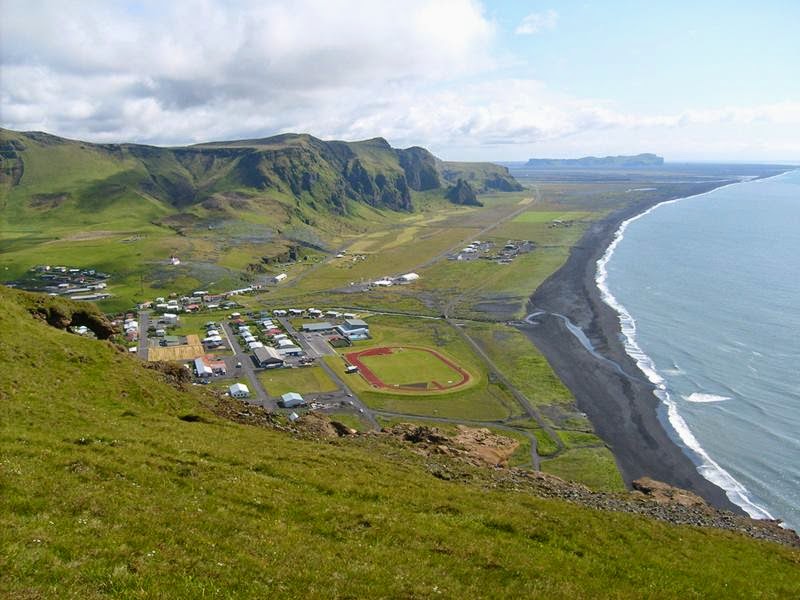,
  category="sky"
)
[1,0,799,162]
